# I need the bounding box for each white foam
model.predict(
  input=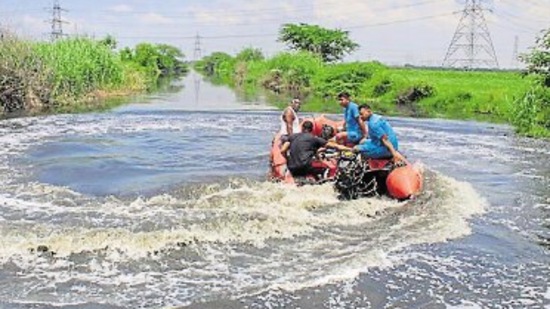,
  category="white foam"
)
[445,300,484,309]
[0,114,495,307]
